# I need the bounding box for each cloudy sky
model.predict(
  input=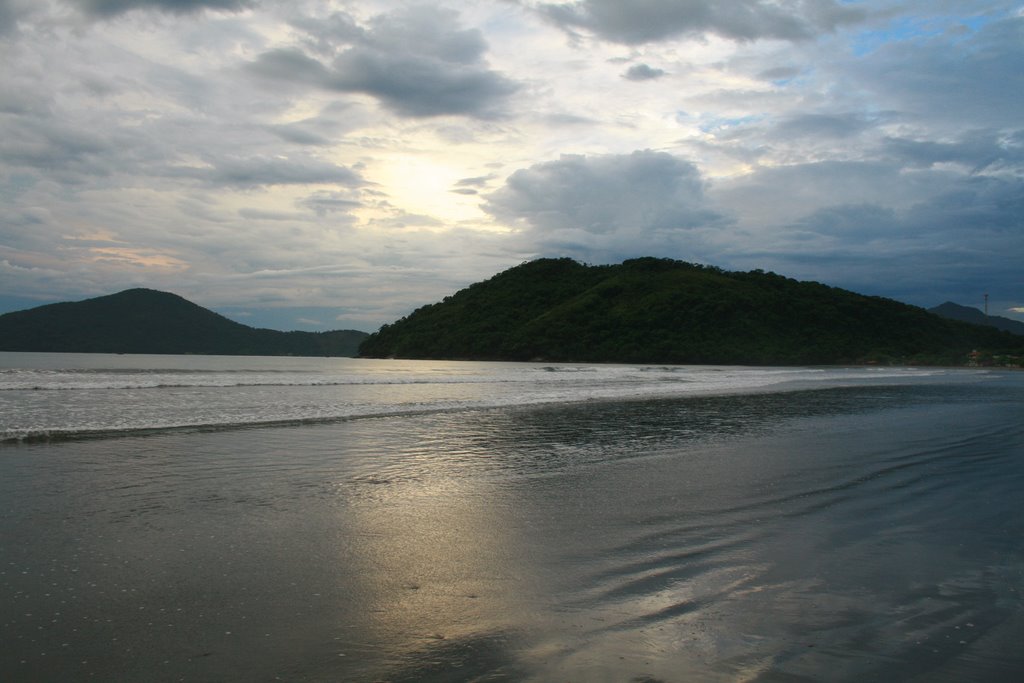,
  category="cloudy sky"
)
[1,0,1021,331]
